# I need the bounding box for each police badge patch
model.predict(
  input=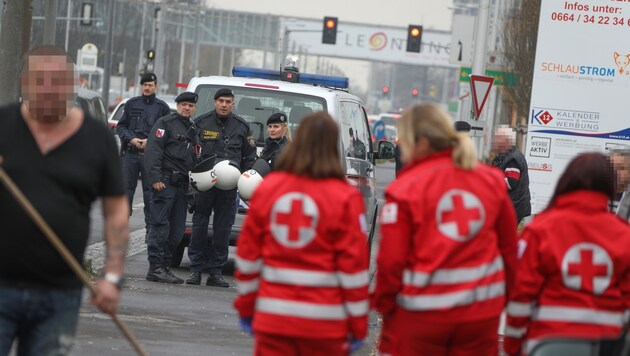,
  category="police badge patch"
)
[247,136,255,147]
[156,128,165,138]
